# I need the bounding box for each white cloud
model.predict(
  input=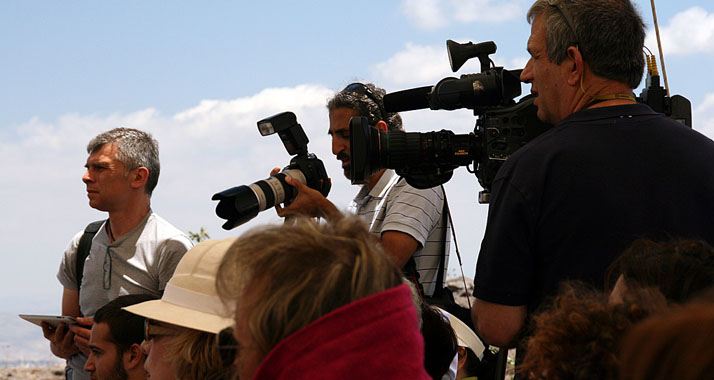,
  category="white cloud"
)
[2,84,488,308]
[694,92,714,138]
[371,42,530,89]
[1,84,495,360]
[507,56,529,70]
[646,6,714,56]
[1,85,494,367]
[401,0,448,30]
[402,0,522,30]
[451,0,522,23]
[371,43,452,87]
